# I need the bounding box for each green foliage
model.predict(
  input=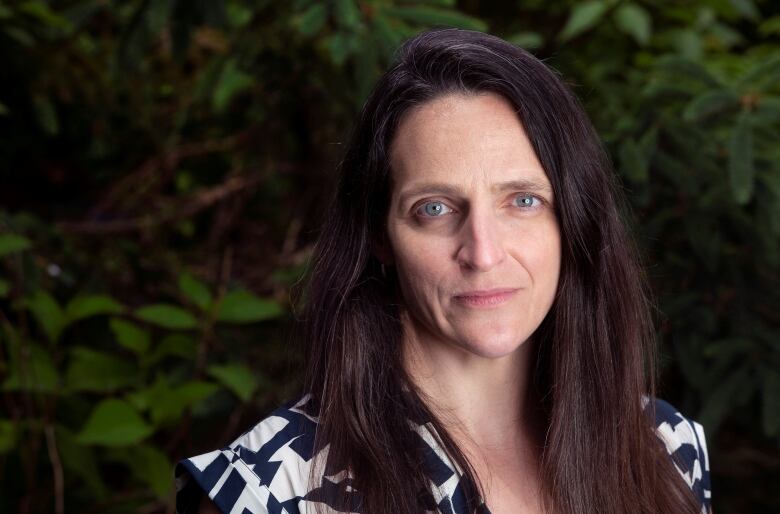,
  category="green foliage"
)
[0,0,778,512]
